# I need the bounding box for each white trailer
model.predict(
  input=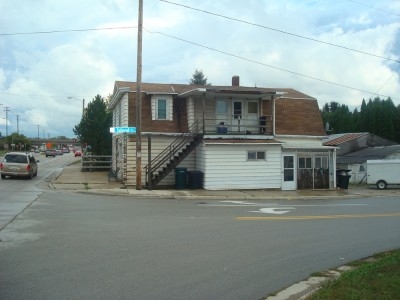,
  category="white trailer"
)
[366,159,400,190]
